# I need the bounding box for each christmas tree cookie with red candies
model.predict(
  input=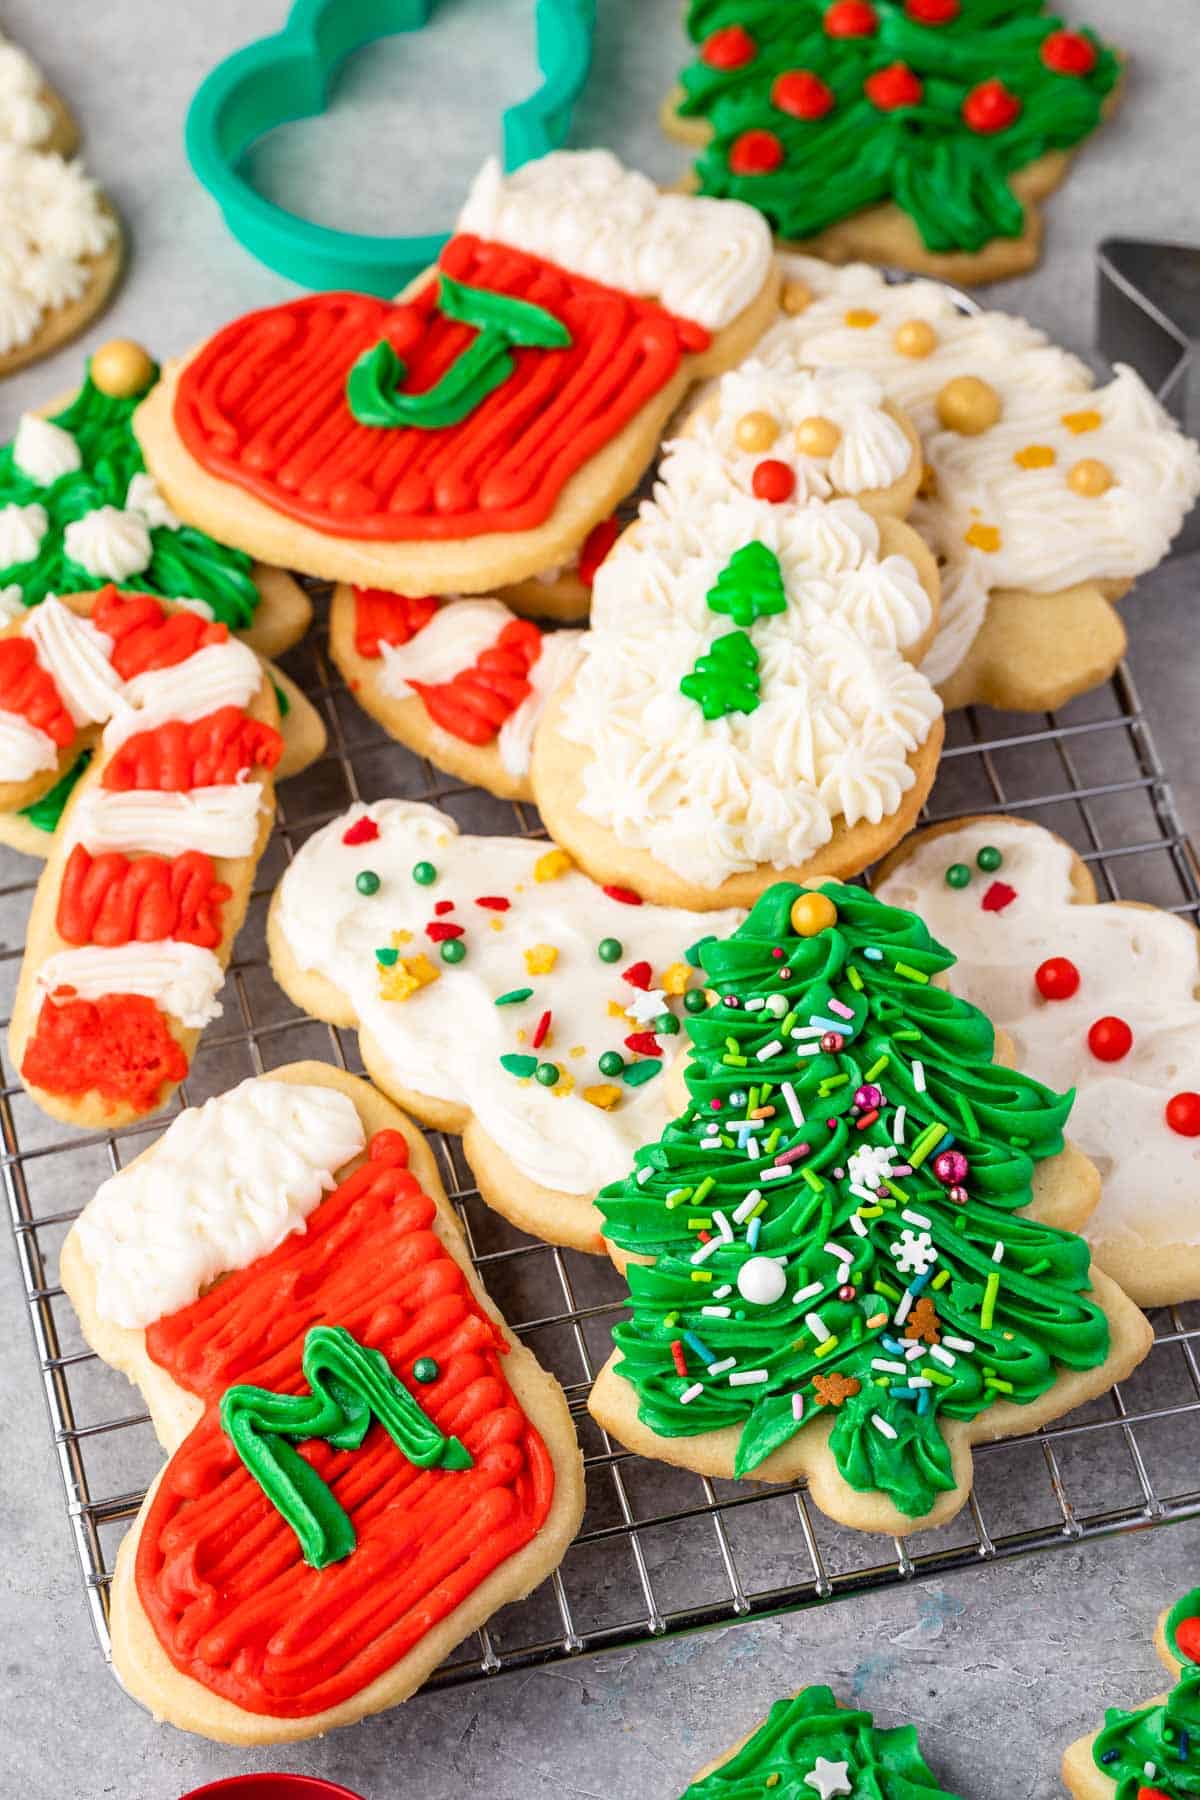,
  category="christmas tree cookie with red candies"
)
[589,881,1151,1536]
[875,816,1200,1308]
[4,585,298,1127]
[665,0,1121,283]
[268,798,743,1252]
[1063,1589,1200,1798]
[57,1063,584,1744]
[134,149,779,597]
